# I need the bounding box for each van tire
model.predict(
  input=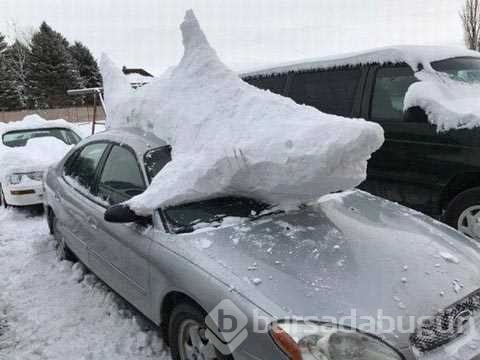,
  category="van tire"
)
[444,187,480,239]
